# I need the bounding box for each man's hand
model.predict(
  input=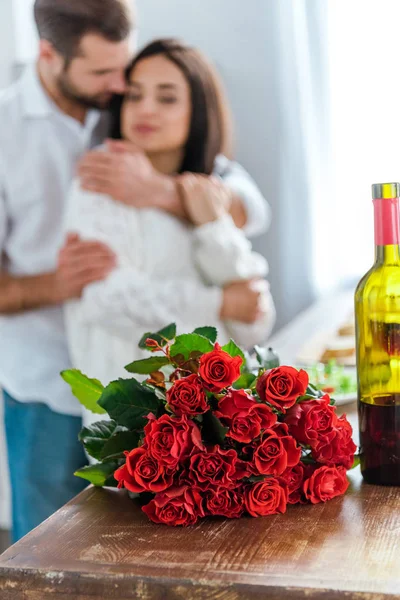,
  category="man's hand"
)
[220,279,269,324]
[79,140,178,210]
[53,233,116,302]
[0,234,116,315]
